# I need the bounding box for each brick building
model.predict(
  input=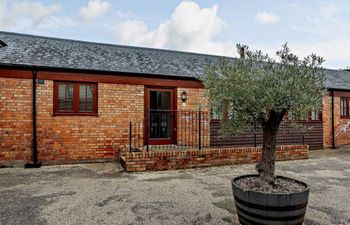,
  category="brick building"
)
[0,32,349,166]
